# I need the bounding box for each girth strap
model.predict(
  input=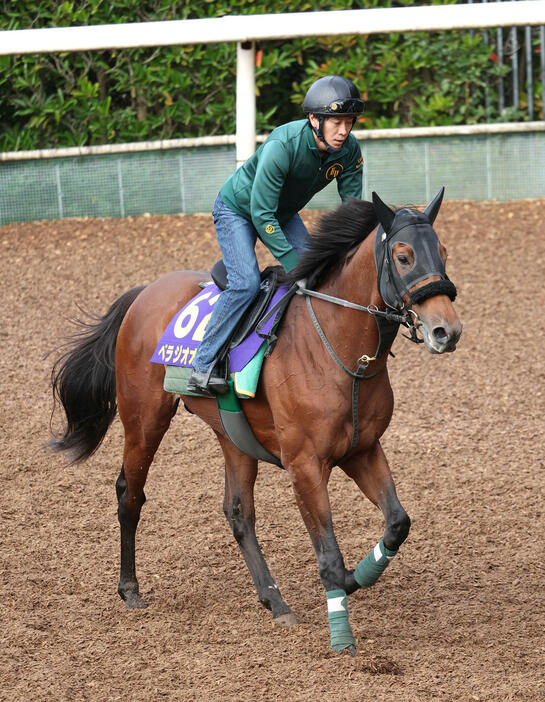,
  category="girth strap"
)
[217,395,283,468]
